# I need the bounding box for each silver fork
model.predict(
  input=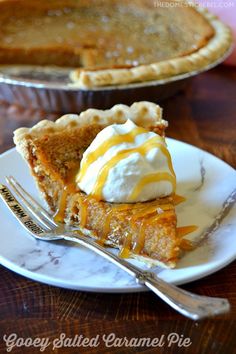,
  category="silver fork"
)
[0,176,230,320]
